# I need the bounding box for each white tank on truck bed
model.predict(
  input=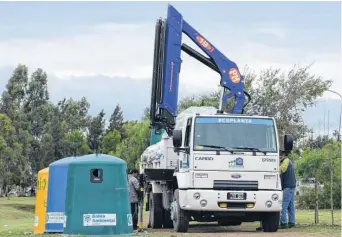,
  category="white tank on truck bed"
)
[140,106,219,172]
[140,132,178,170]
[174,106,219,130]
